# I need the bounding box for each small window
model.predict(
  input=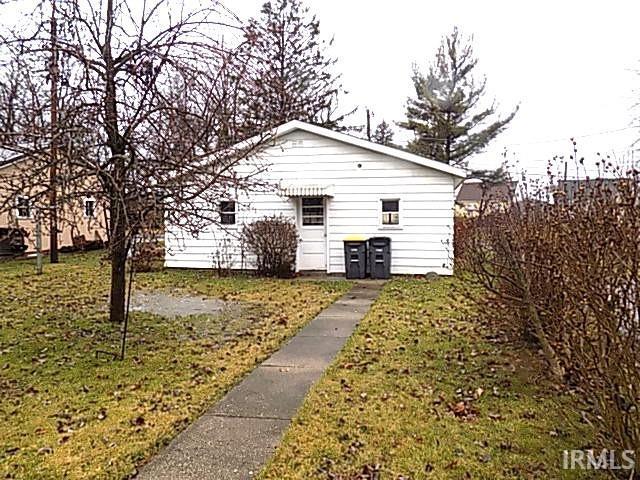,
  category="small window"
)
[381,199,399,225]
[302,197,324,226]
[220,200,236,225]
[83,198,96,218]
[16,196,31,219]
